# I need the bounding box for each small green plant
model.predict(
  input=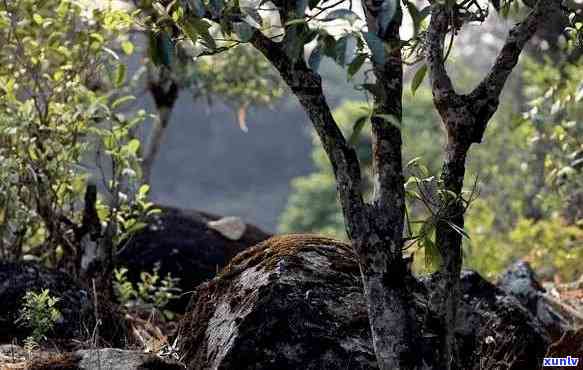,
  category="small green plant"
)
[17,289,61,342]
[114,265,181,320]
